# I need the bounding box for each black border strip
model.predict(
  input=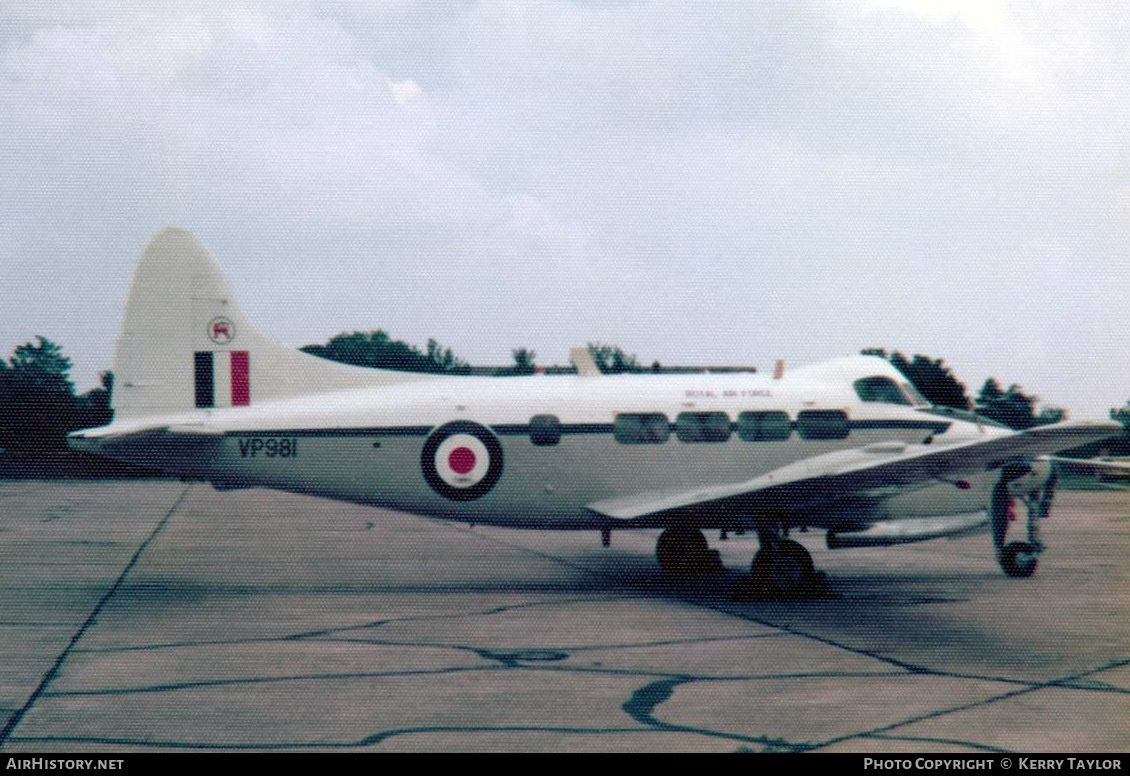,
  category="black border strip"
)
[222,419,948,440]
[225,427,433,438]
[850,419,951,433]
[495,423,616,435]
